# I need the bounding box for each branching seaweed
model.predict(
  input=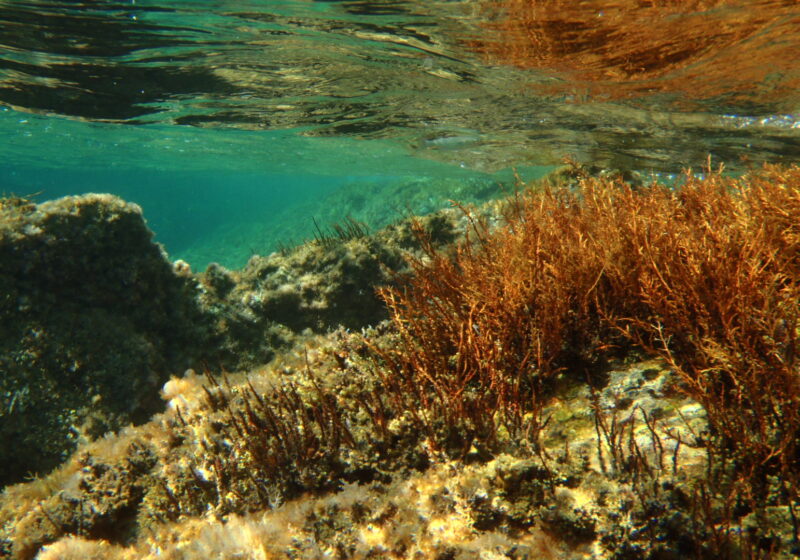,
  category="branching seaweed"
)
[374,163,800,553]
[313,216,370,248]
